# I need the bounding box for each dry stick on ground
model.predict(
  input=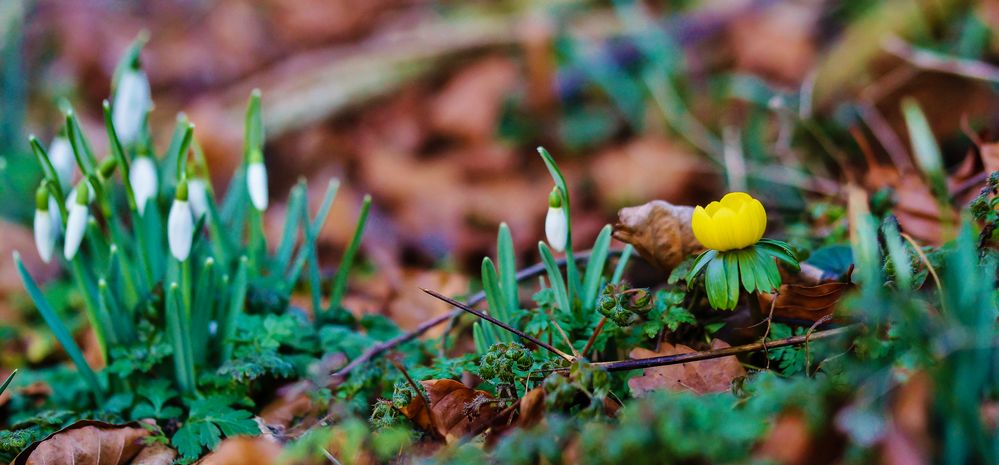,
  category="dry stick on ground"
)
[578,325,857,373]
[328,250,616,385]
[421,288,575,362]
